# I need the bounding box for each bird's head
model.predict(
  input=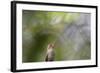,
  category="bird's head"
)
[47,43,55,49]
